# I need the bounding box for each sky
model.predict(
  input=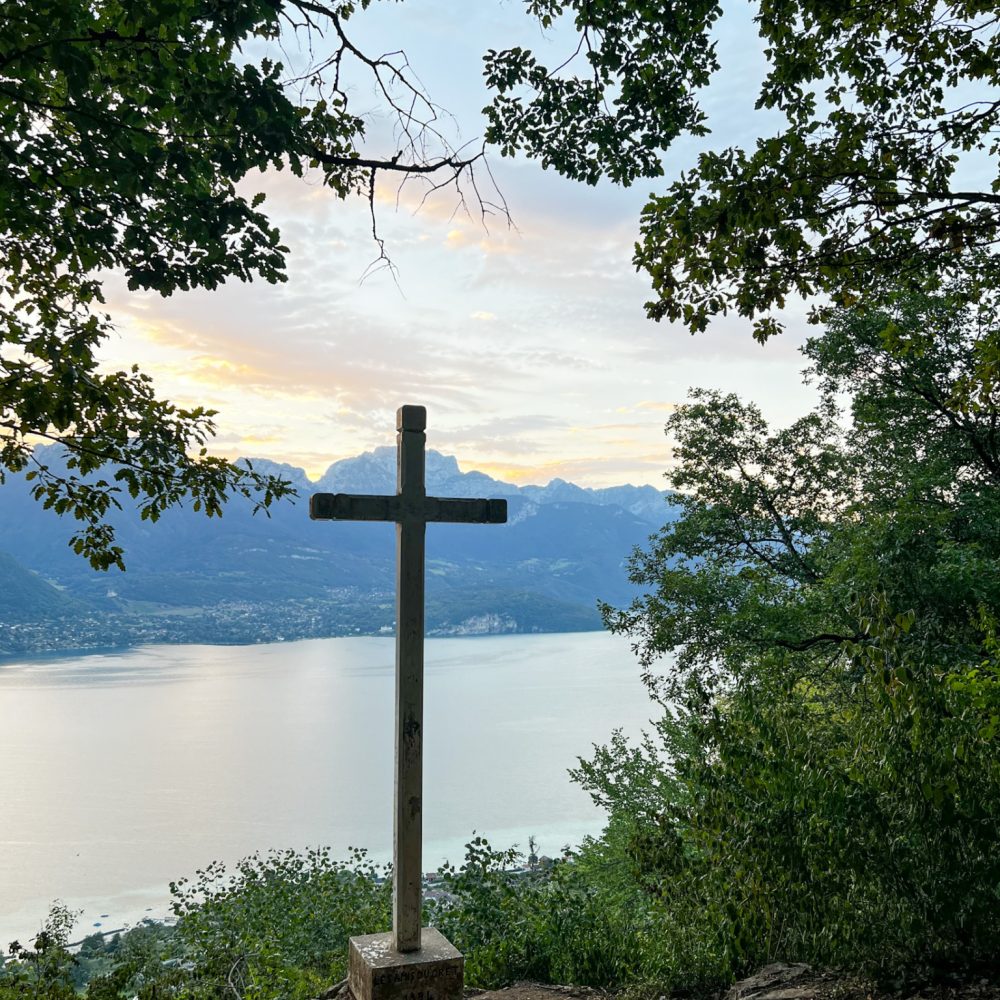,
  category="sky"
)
[98,1,822,489]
